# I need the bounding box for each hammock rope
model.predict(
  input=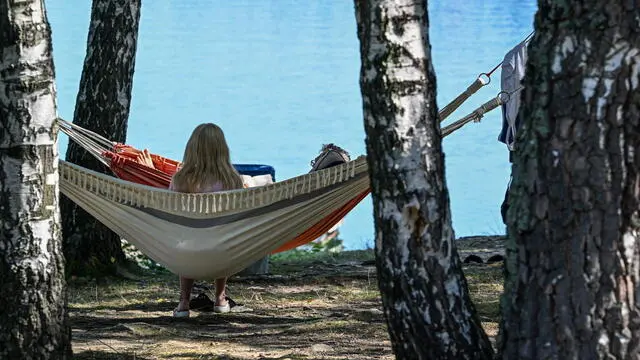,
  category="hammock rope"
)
[438,73,491,122]
[438,31,534,123]
[58,121,110,166]
[441,91,510,137]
